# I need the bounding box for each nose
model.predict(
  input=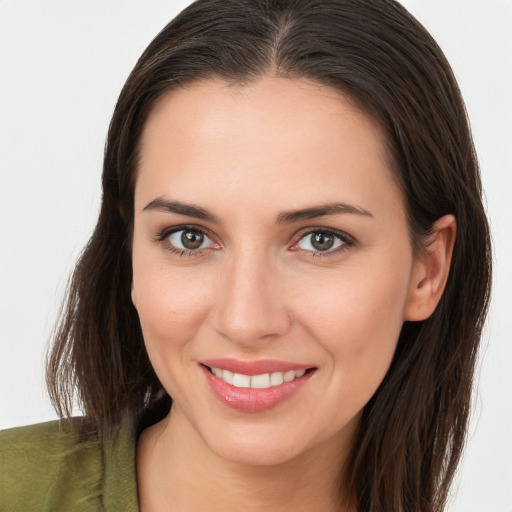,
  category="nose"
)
[211,249,291,347]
